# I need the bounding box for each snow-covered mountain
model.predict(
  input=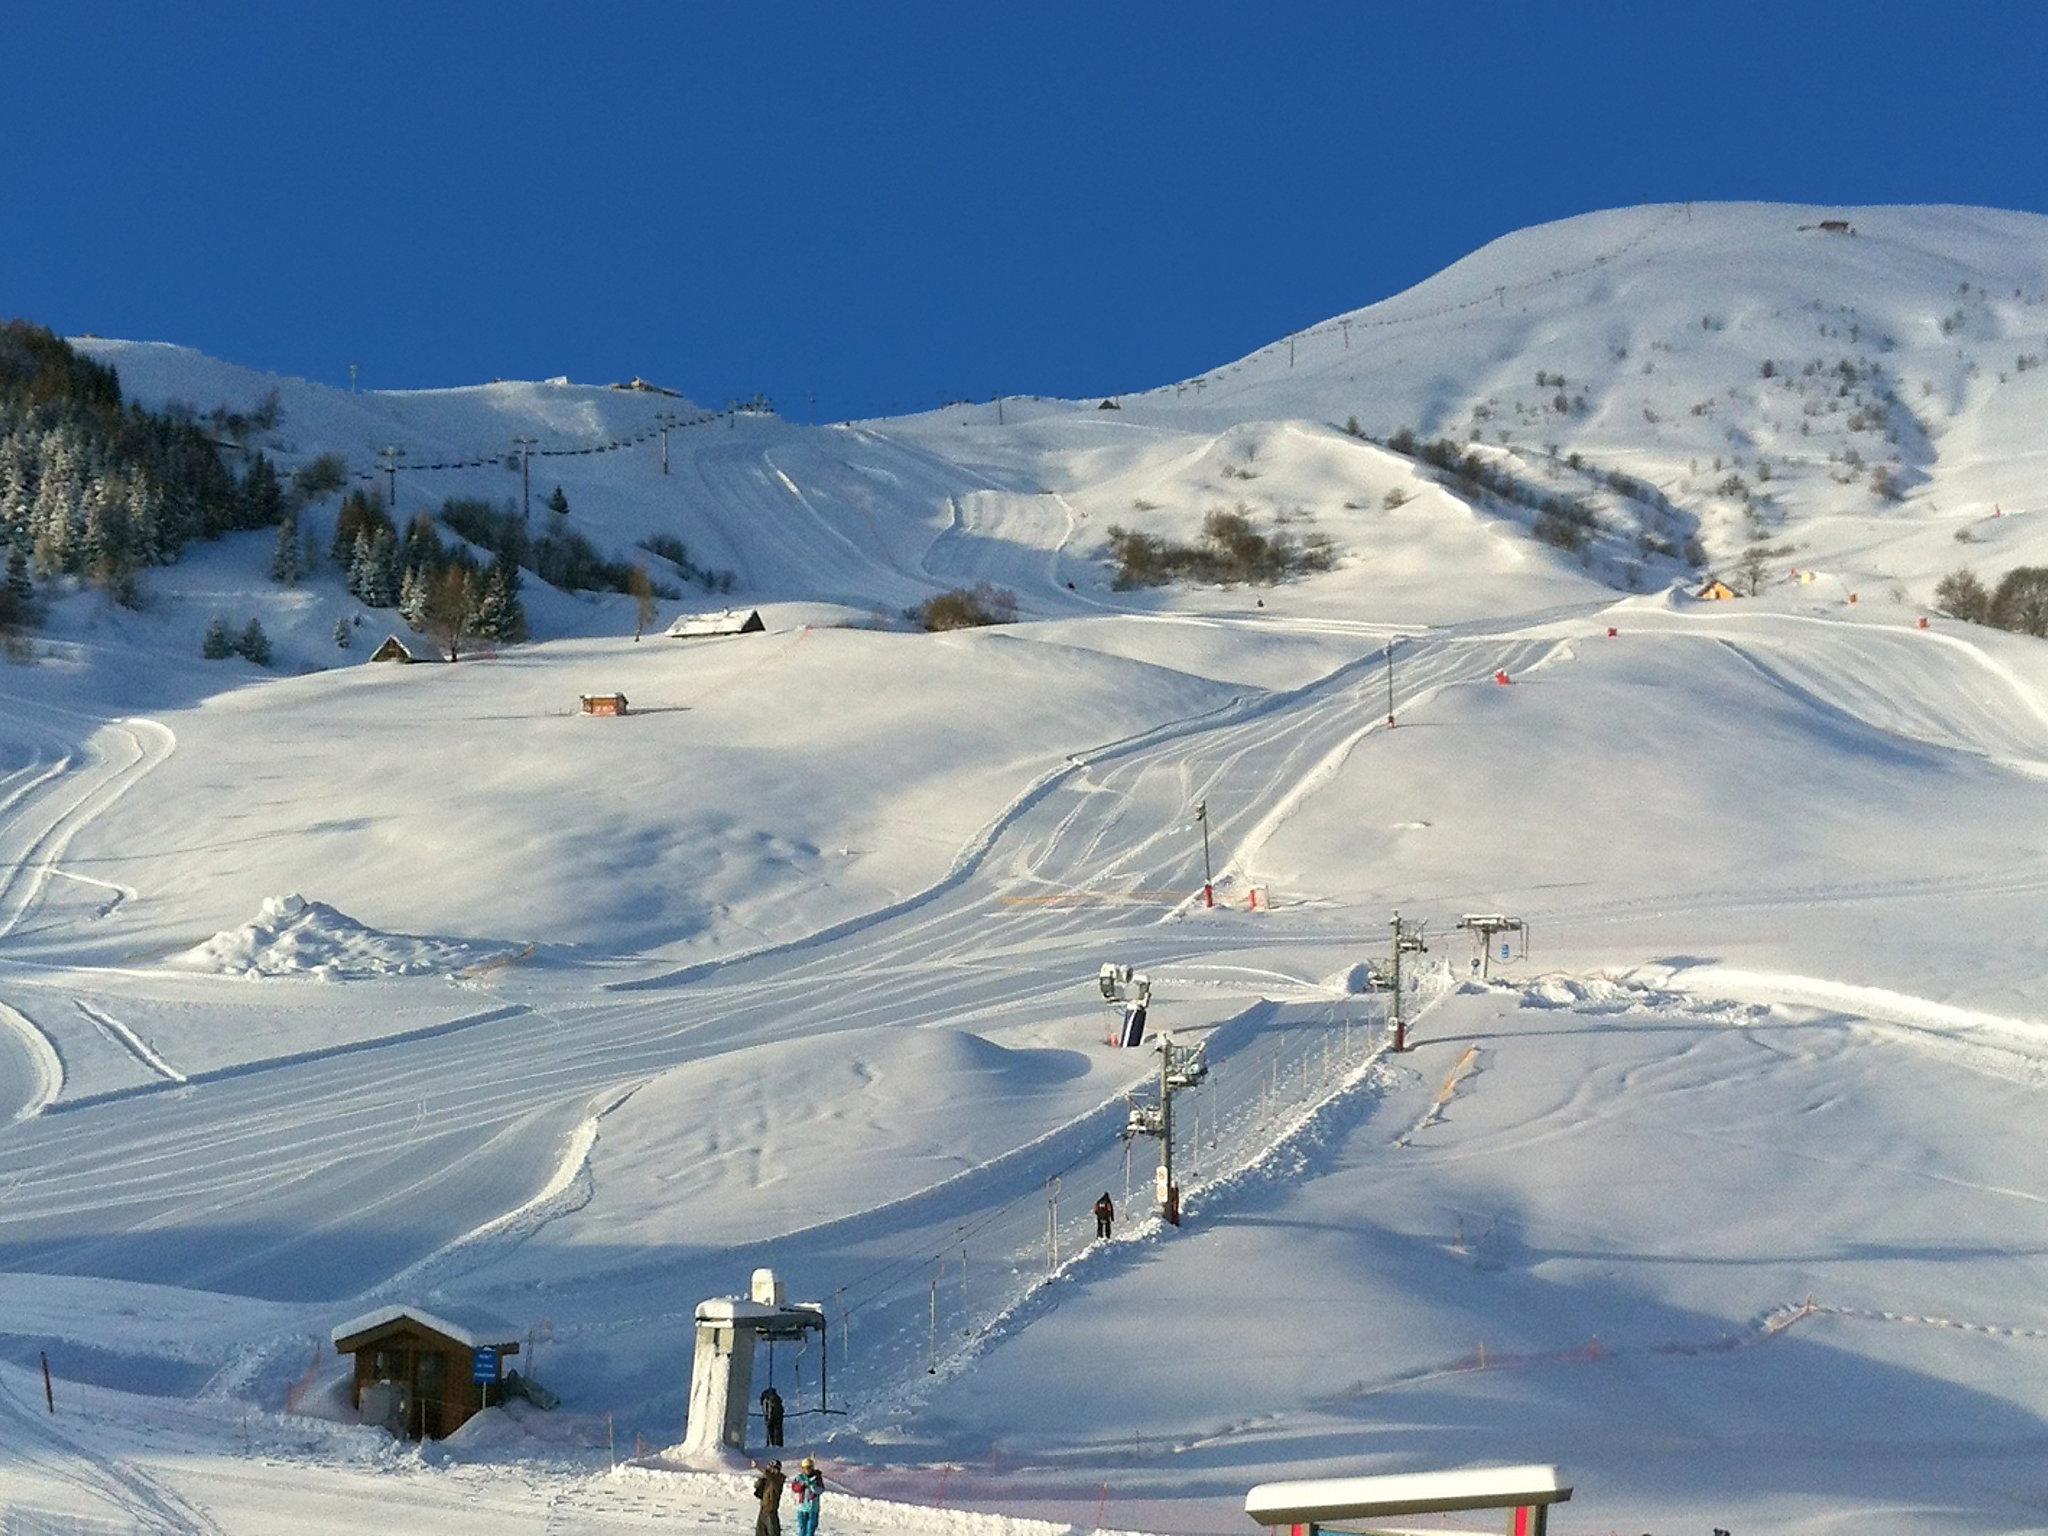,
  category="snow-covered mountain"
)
[4,204,2048,1536]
